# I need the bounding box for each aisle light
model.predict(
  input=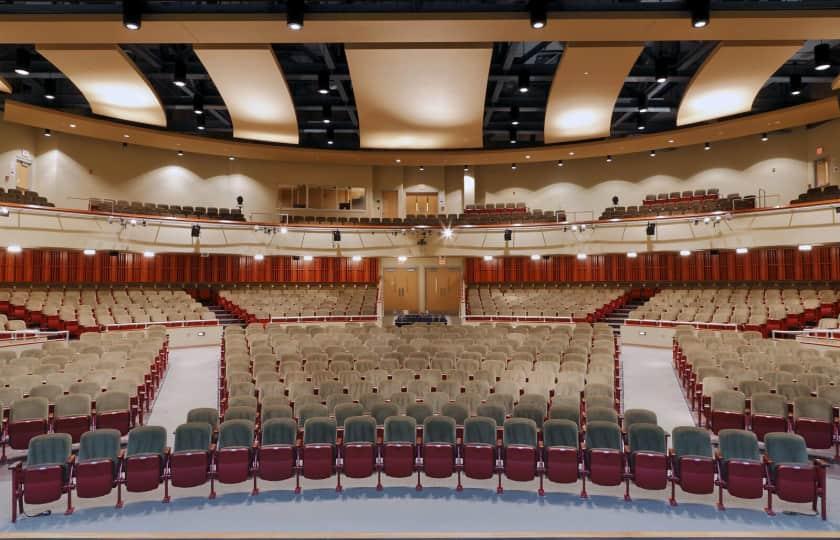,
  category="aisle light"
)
[303,255,314,261]
[351,255,362,262]
[530,254,541,261]
[483,255,494,261]
[576,253,587,260]
[397,256,407,263]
